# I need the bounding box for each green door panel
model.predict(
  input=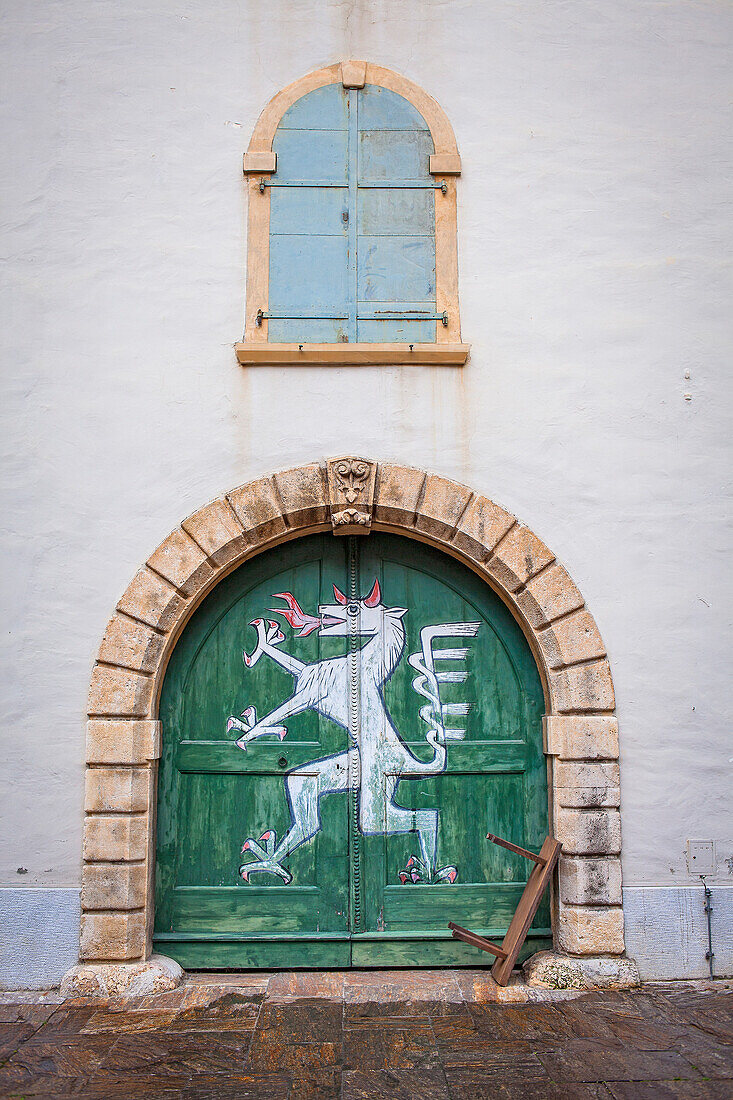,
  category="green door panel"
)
[154,532,550,968]
[155,536,352,965]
